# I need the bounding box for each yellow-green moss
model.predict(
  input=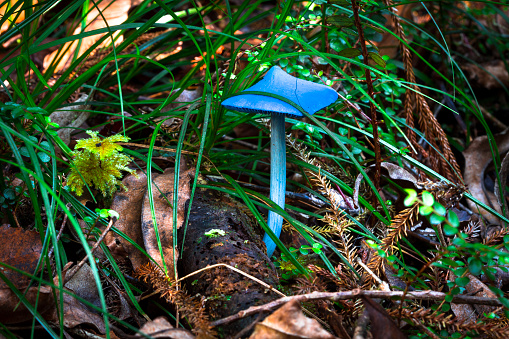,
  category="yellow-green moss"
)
[67,131,136,196]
